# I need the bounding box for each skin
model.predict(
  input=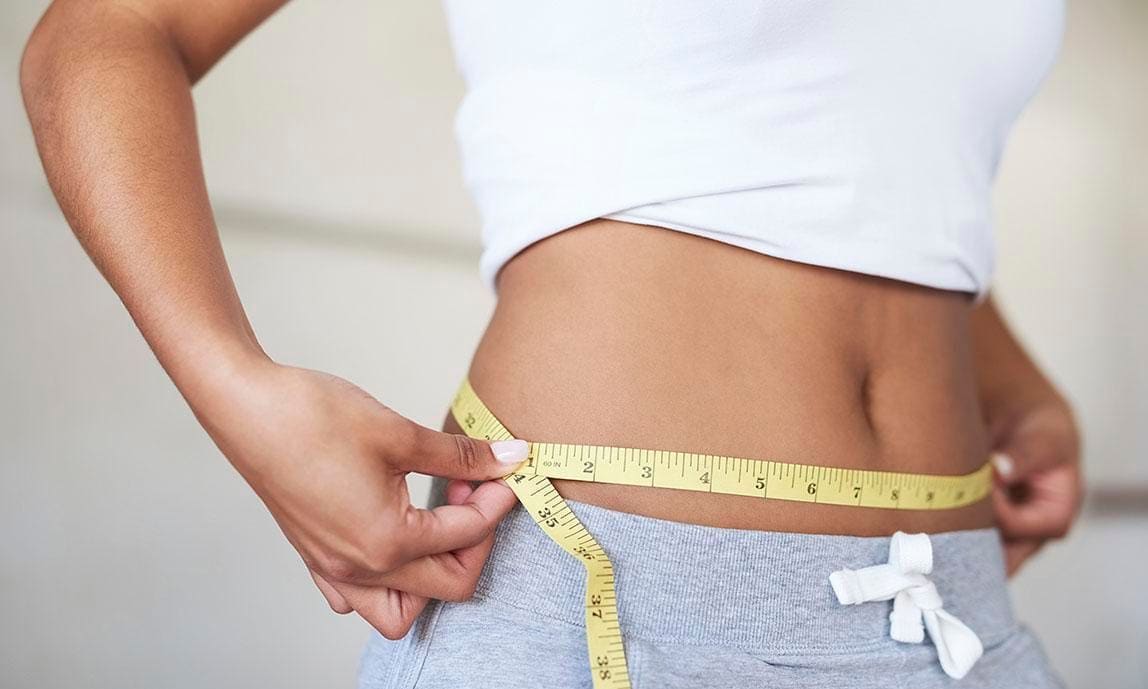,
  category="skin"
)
[20,0,1082,642]
[971,296,1083,573]
[456,220,1082,555]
